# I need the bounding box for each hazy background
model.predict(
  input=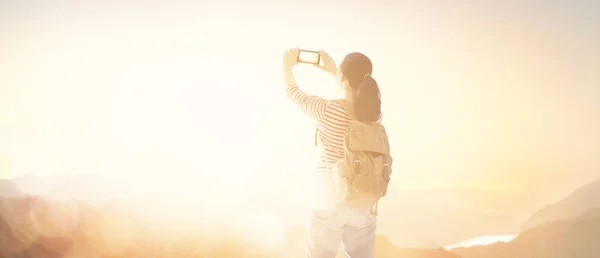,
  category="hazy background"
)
[1,0,599,242]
